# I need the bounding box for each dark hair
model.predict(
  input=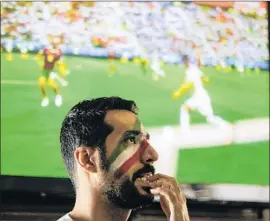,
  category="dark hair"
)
[60,97,138,187]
